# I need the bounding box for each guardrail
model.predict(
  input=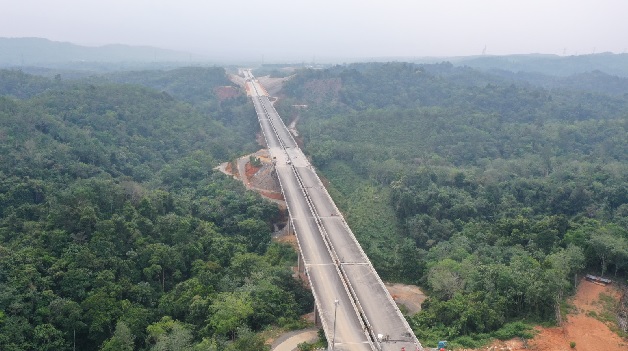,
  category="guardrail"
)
[260,97,375,350]
[292,160,421,349]
[247,72,422,350]
[254,79,422,350]
[290,164,379,350]
[248,77,376,350]
[251,78,378,341]
[248,80,335,342]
